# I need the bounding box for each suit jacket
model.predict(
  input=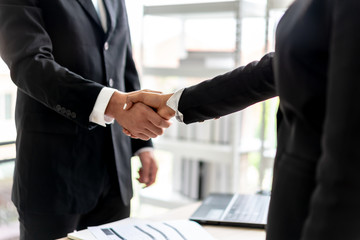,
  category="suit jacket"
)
[179,0,360,239]
[0,0,152,214]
